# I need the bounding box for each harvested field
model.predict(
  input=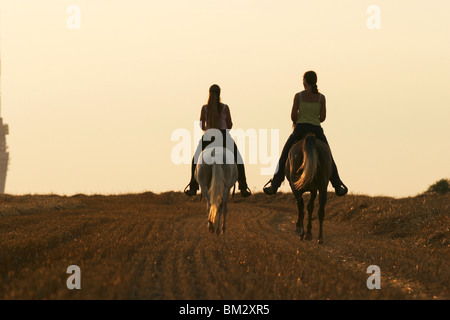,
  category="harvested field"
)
[0,192,448,300]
